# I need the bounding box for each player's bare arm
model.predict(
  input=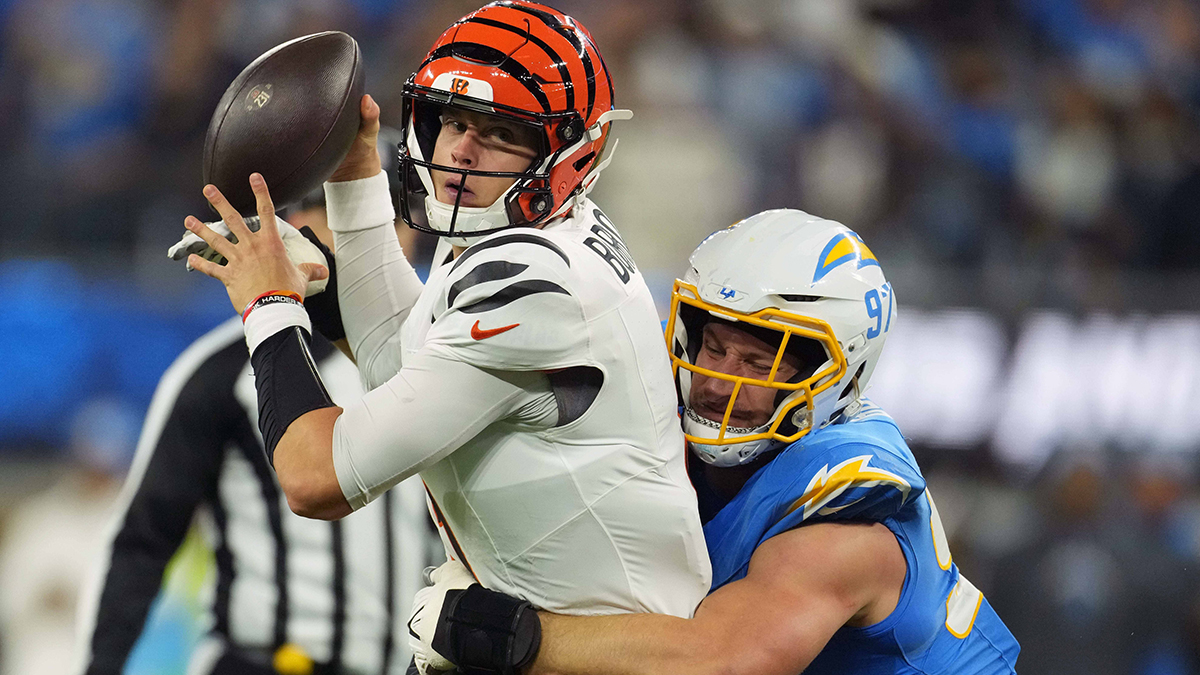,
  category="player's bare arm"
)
[186,174,351,520]
[525,520,905,675]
